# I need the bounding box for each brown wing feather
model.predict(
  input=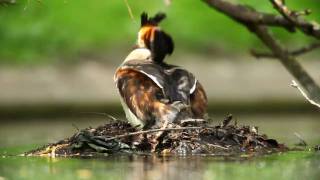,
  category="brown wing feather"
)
[115,68,179,129]
[190,82,208,119]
